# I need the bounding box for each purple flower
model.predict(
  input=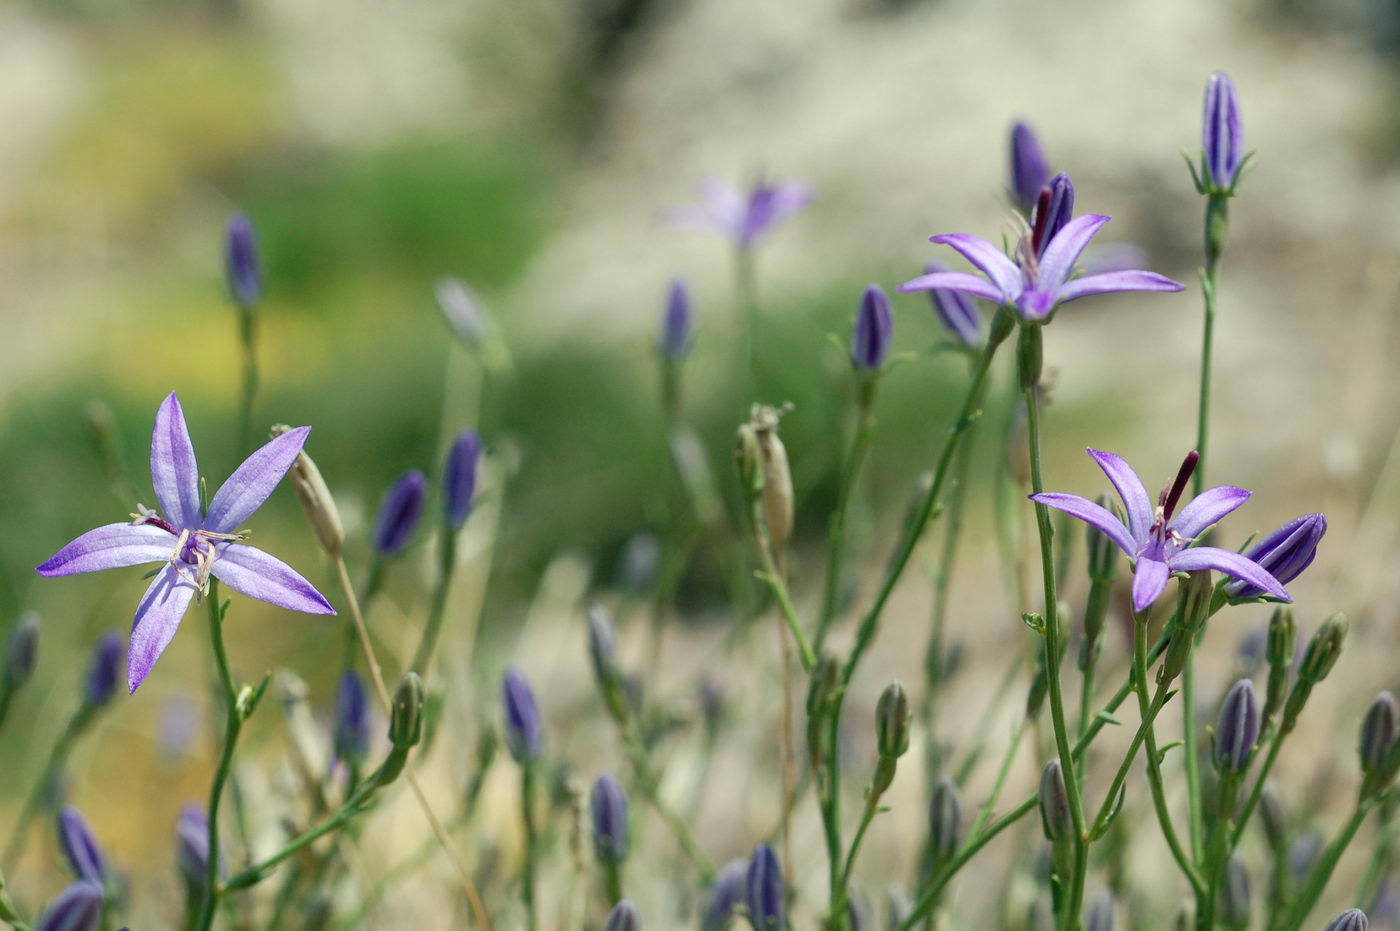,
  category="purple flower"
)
[372,470,426,557]
[1030,174,1075,257]
[333,670,371,765]
[664,177,811,250]
[922,262,981,348]
[659,278,693,360]
[1203,71,1243,192]
[35,880,103,931]
[702,860,747,931]
[1009,121,1050,211]
[1213,679,1260,773]
[225,213,262,311]
[175,804,223,892]
[502,667,542,762]
[1029,448,1290,612]
[898,188,1184,321]
[590,774,629,863]
[851,285,893,370]
[1224,513,1326,600]
[442,430,482,530]
[57,807,106,886]
[746,843,784,930]
[36,393,335,693]
[83,632,122,707]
